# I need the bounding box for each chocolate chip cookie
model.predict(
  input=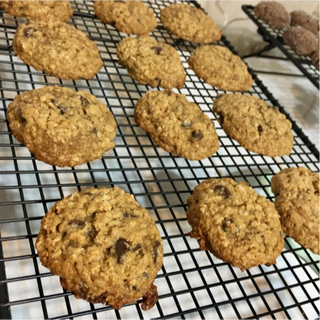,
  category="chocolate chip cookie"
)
[188,45,253,91]
[187,178,284,271]
[283,26,318,56]
[134,90,219,160]
[0,1,73,22]
[7,86,117,167]
[94,0,157,35]
[290,10,319,35]
[213,94,293,157]
[271,167,319,254]
[254,1,290,29]
[117,36,186,89]
[160,3,222,43]
[36,187,163,310]
[12,21,103,80]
